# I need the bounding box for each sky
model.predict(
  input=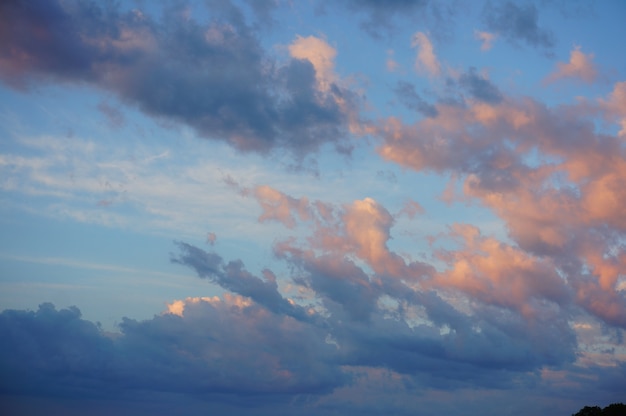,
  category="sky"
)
[0,0,625,414]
